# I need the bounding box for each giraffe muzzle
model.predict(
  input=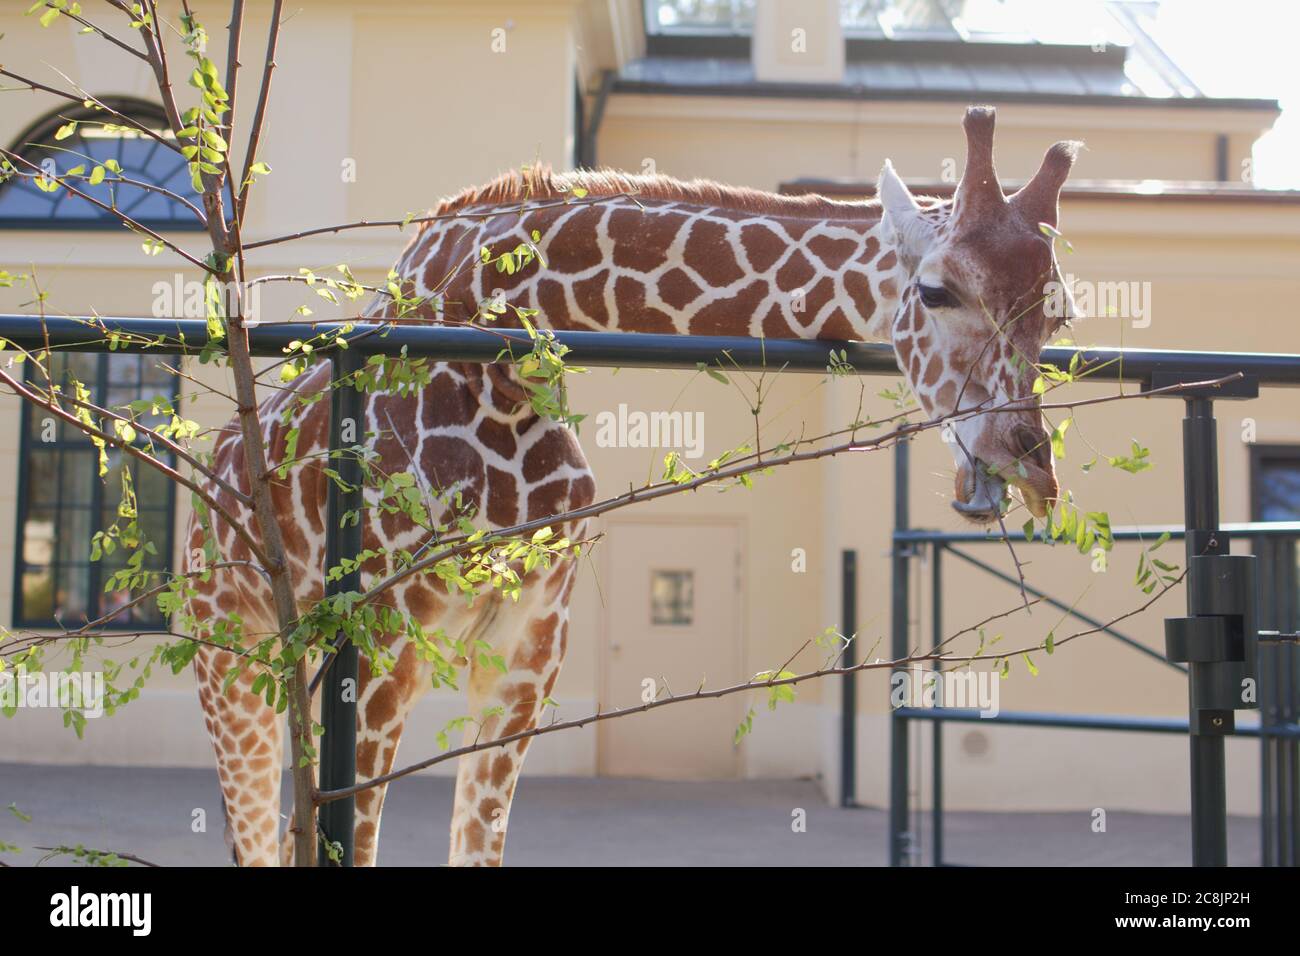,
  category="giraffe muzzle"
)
[952,460,1009,523]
